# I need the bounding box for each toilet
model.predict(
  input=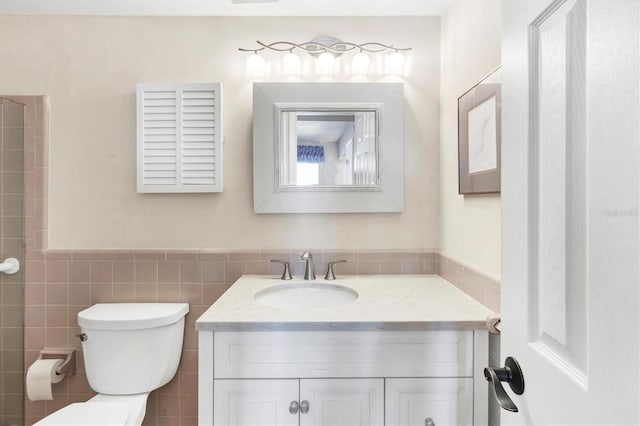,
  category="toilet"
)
[34,303,190,426]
